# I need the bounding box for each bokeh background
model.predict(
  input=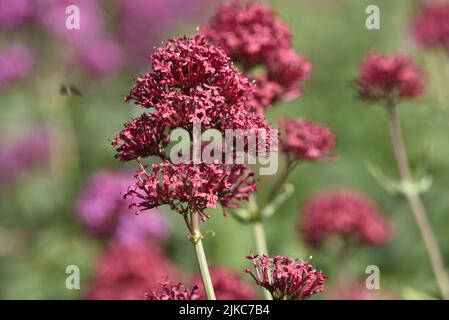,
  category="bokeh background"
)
[1,0,449,299]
